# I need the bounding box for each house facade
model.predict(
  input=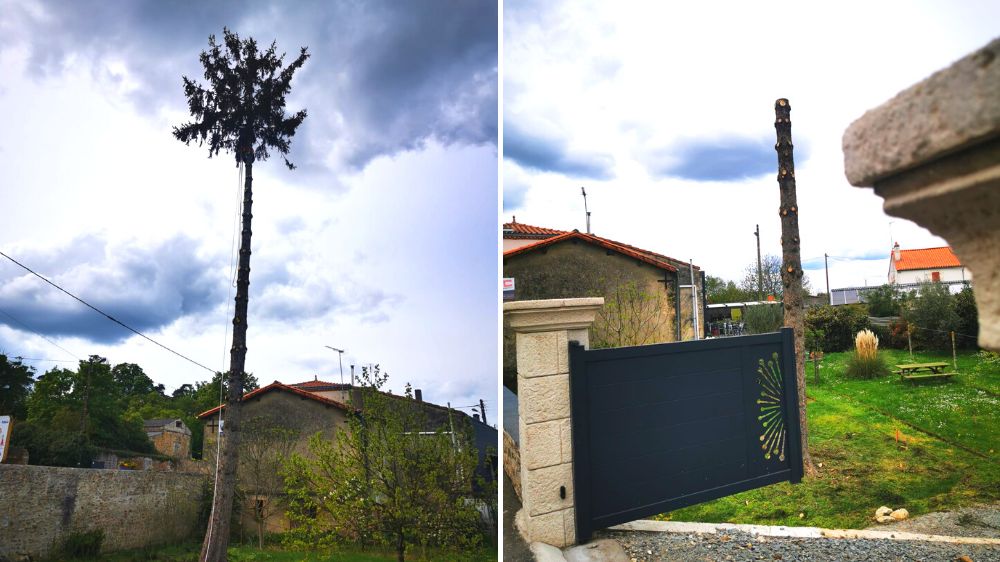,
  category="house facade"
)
[143,418,192,459]
[889,243,972,285]
[197,379,496,532]
[502,222,704,390]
